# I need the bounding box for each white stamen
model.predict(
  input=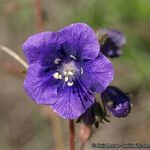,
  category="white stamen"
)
[65,76,69,82]
[80,68,83,74]
[53,72,59,79]
[70,55,76,60]
[58,74,62,79]
[67,82,74,86]
[63,71,67,75]
[68,71,74,76]
[54,58,61,64]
